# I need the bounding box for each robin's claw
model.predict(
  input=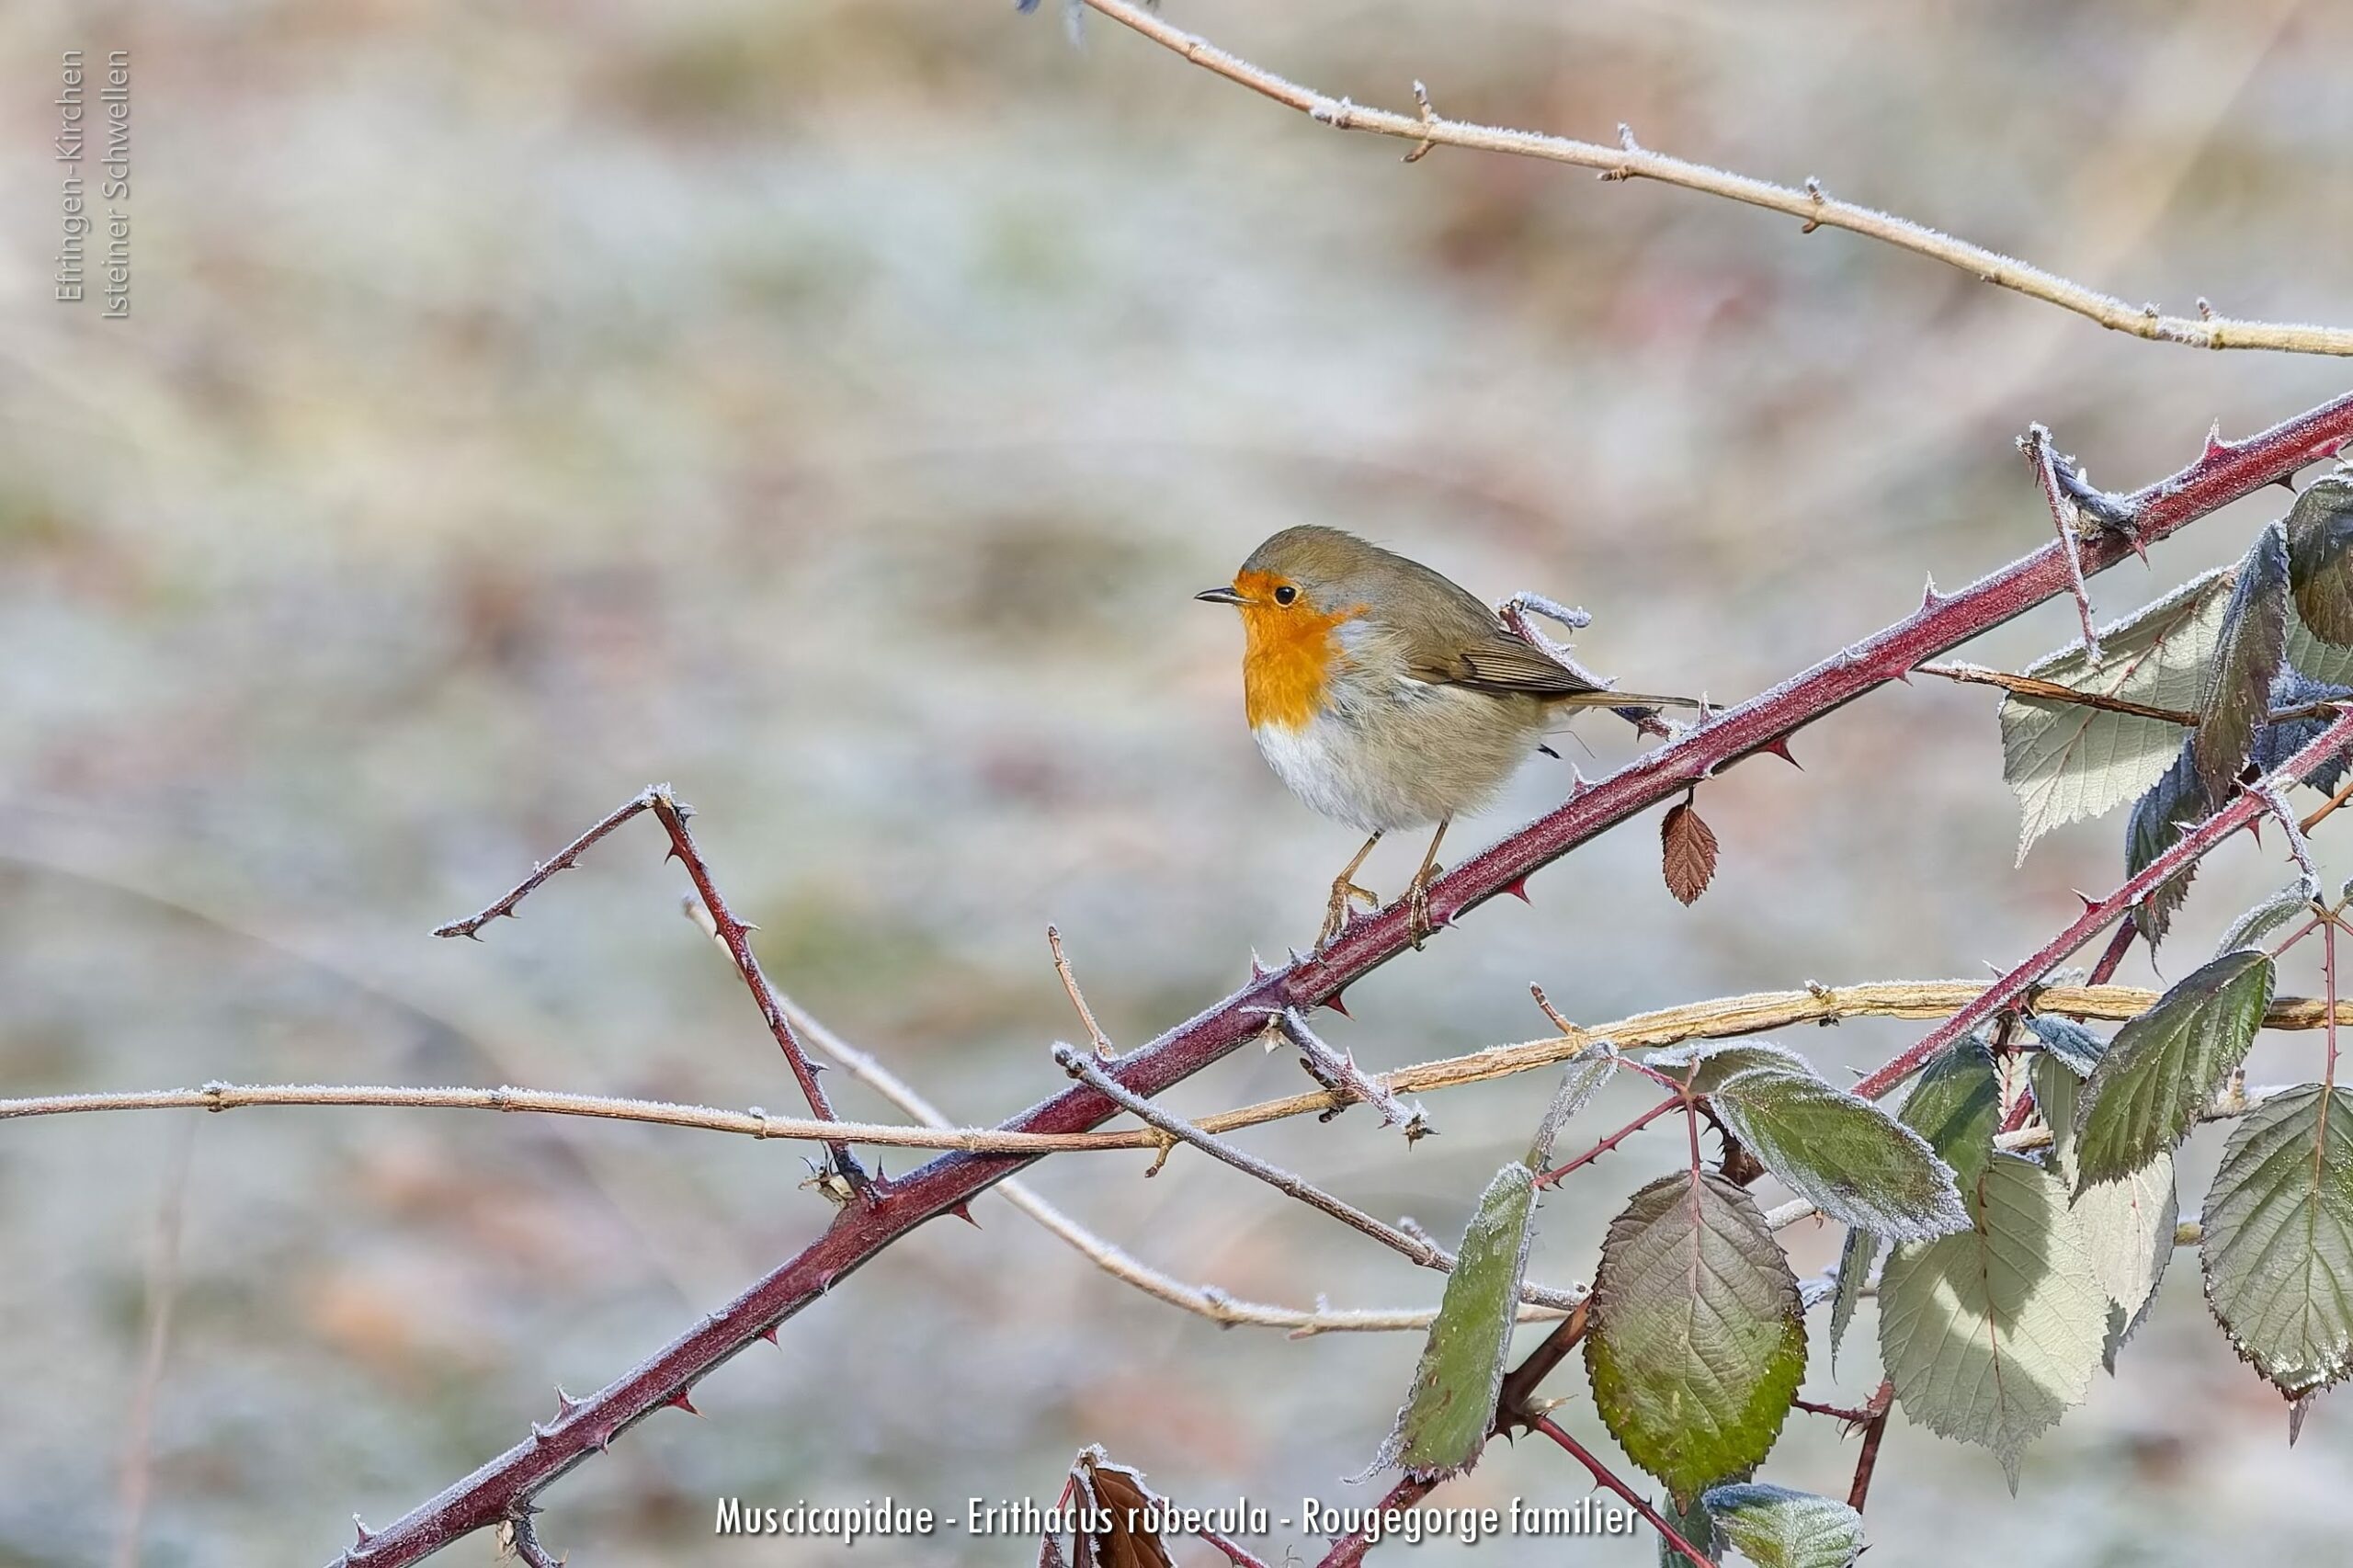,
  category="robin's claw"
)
[1406,864,1442,949]
[1317,878,1380,951]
